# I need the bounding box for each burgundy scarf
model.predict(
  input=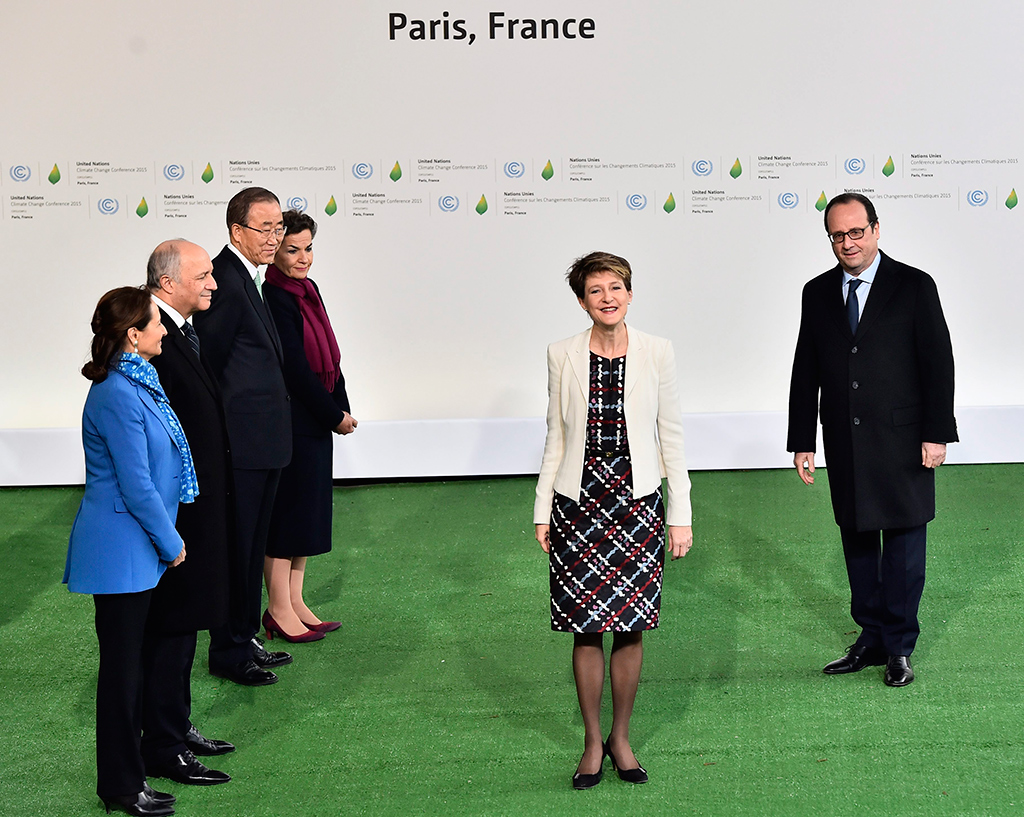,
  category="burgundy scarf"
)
[264,265,341,391]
